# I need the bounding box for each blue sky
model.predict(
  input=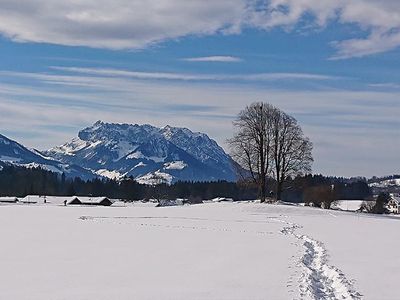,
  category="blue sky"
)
[0,0,399,177]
